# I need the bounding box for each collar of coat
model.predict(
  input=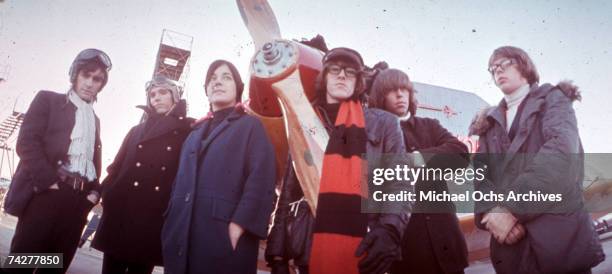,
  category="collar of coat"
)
[468,80,580,136]
[192,104,246,129]
[136,99,188,120]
